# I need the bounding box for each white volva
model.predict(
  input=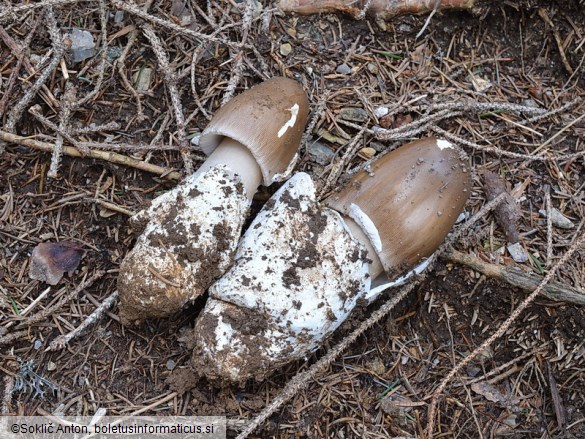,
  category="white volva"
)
[117,165,250,323]
[192,173,371,381]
